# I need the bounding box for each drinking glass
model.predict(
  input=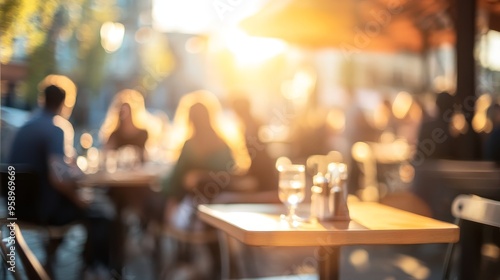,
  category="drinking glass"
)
[278,164,306,225]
